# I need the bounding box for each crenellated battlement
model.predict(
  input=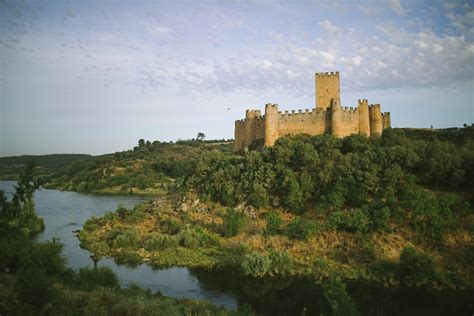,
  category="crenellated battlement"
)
[369,104,381,111]
[279,108,327,118]
[341,106,358,113]
[234,71,391,151]
[316,71,339,77]
[245,109,262,118]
